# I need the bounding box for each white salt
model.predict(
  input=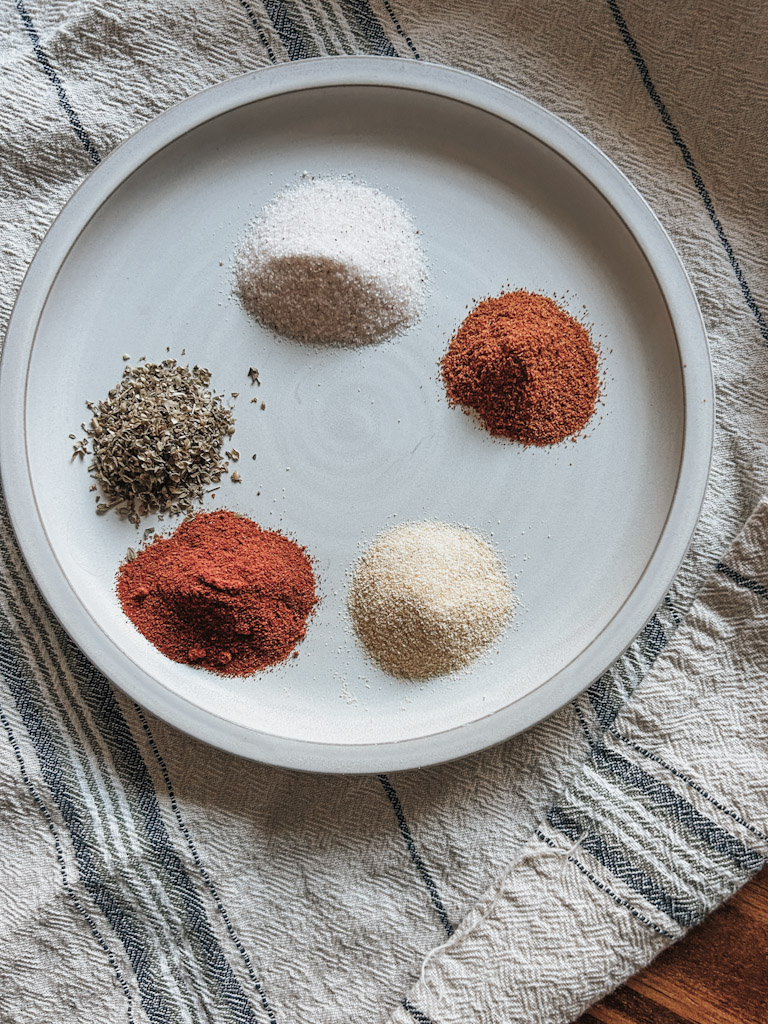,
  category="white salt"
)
[235,178,428,346]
